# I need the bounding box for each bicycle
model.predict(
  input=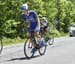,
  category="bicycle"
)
[0,36,3,54]
[45,31,54,45]
[24,28,46,59]
[40,27,54,46]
